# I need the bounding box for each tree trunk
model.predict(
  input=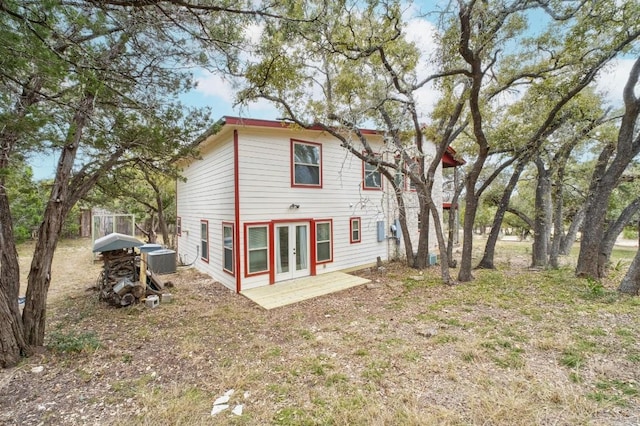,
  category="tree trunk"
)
[157,194,169,246]
[618,248,640,295]
[532,159,552,268]
[459,189,479,282]
[446,170,463,268]
[381,169,414,265]
[549,161,566,269]
[0,76,42,367]
[599,196,640,272]
[0,191,29,367]
[577,163,640,278]
[414,194,431,269]
[146,171,170,246]
[395,191,414,265]
[22,205,66,346]
[477,159,527,269]
[560,206,585,255]
[577,57,640,279]
[456,3,490,282]
[429,203,453,284]
[23,93,94,346]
